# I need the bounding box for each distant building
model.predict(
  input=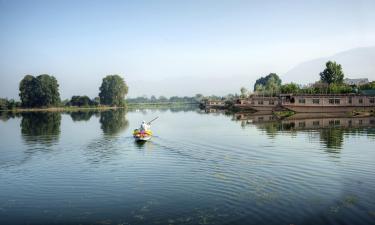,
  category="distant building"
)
[344,78,369,86]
